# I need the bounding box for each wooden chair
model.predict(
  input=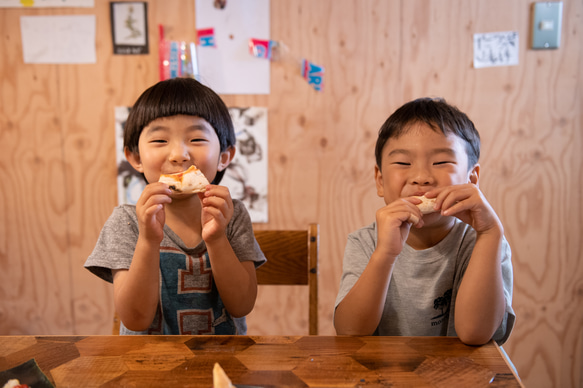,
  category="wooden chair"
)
[254,223,319,335]
[112,223,320,335]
